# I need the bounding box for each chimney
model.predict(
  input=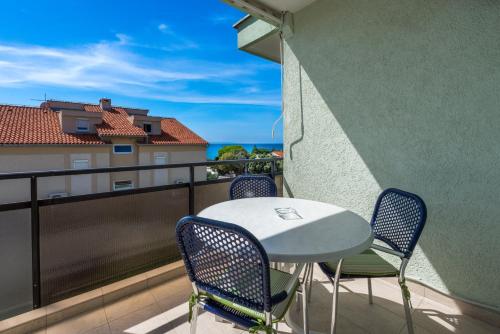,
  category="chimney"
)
[99,98,112,110]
